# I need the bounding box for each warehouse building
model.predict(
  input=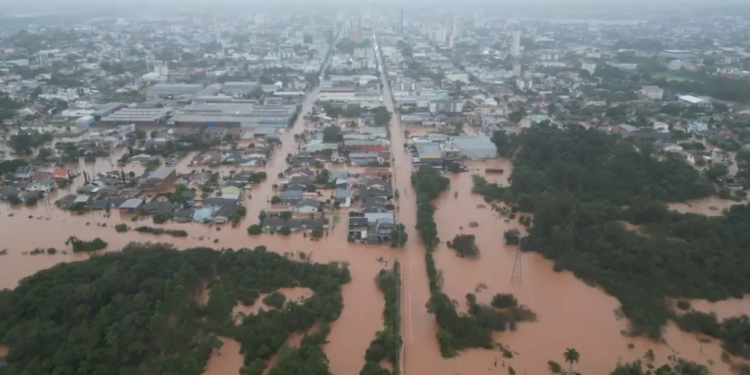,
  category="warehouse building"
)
[100,107,172,126]
[451,135,498,159]
[414,142,443,166]
[222,82,261,96]
[169,101,298,128]
[91,102,127,120]
[146,83,204,99]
